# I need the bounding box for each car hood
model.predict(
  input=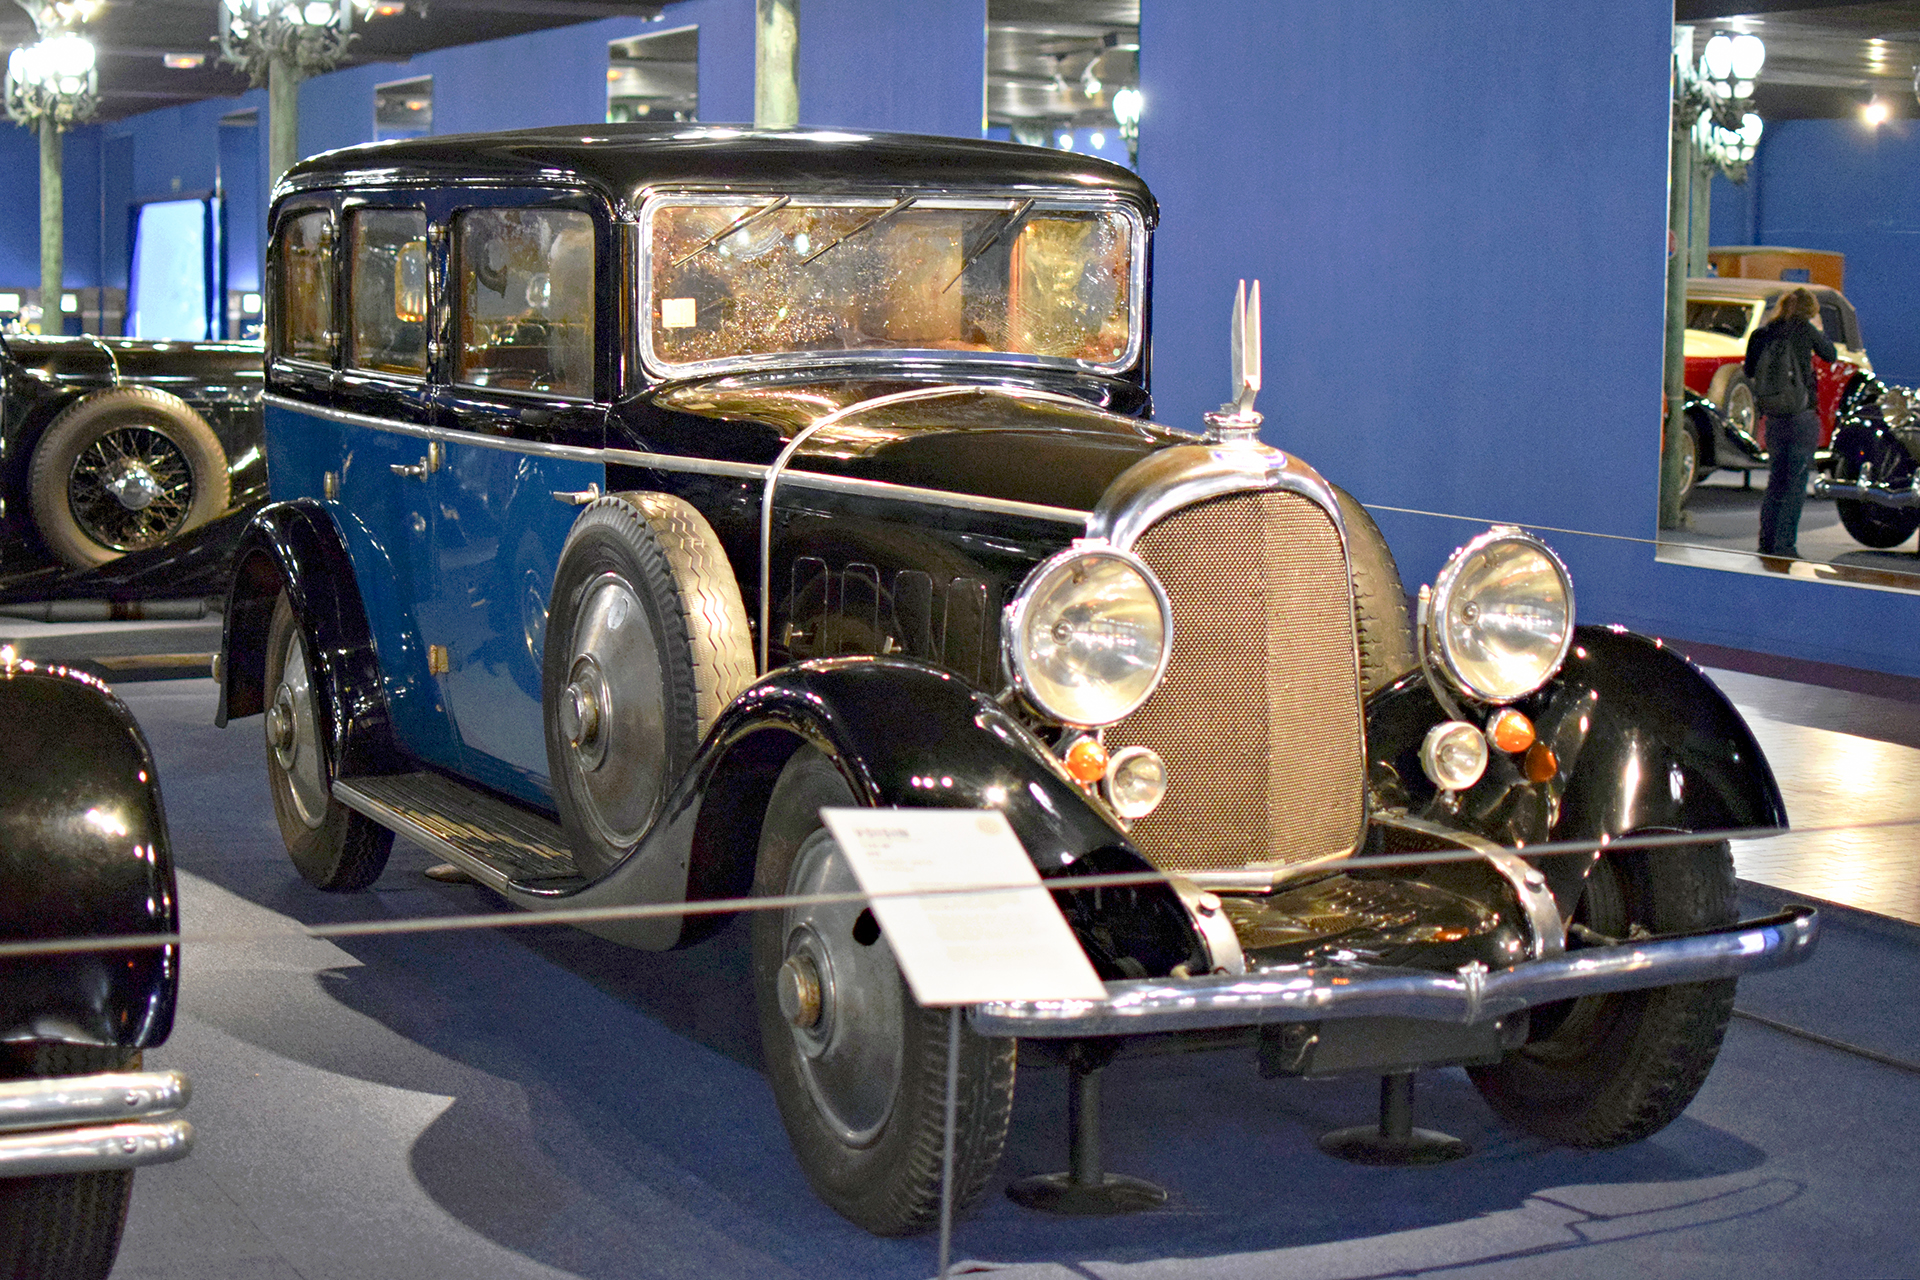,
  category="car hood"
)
[653,377,1186,514]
